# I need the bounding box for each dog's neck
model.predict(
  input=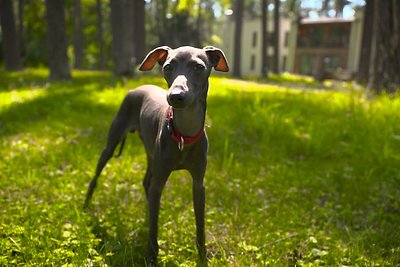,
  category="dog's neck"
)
[171,99,206,137]
[170,82,208,137]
